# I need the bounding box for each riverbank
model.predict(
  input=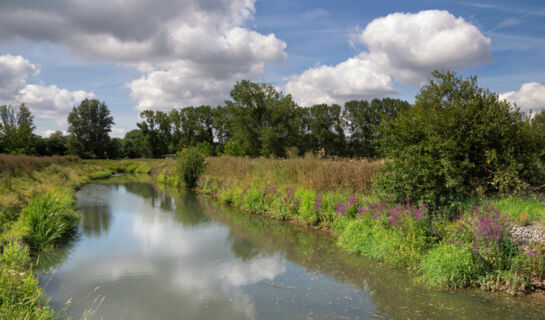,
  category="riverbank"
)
[0,155,113,319]
[2,155,545,319]
[109,156,545,295]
